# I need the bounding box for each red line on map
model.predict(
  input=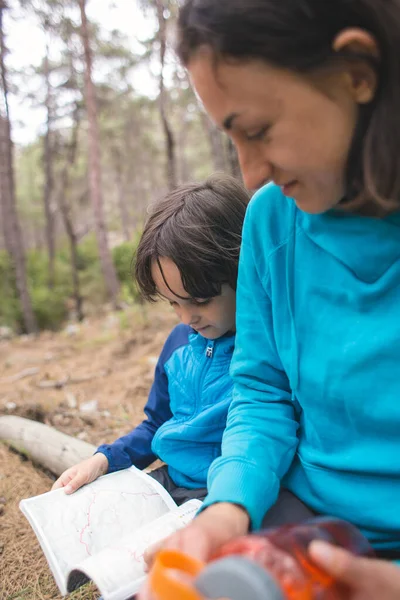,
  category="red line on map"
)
[79,493,96,556]
[78,489,159,556]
